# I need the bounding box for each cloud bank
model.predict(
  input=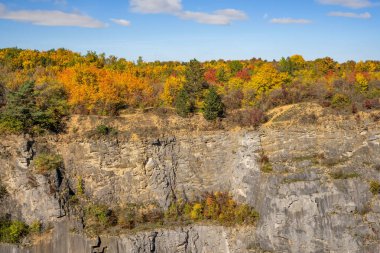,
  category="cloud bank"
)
[317,0,374,8]
[0,3,105,28]
[328,11,372,18]
[270,18,312,24]
[129,0,247,25]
